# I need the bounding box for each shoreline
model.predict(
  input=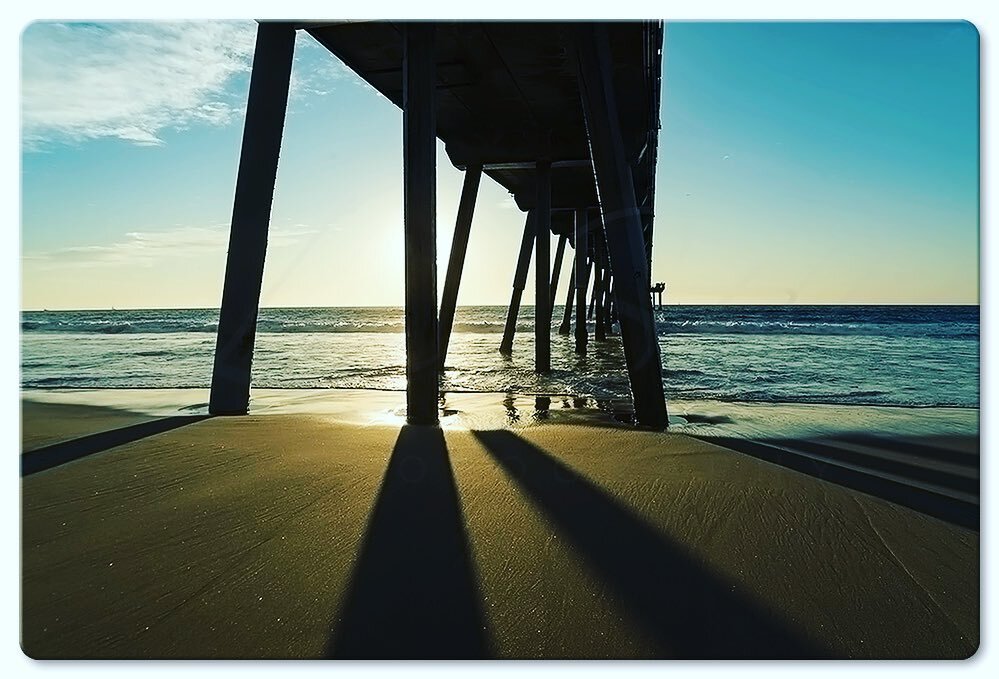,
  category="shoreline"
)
[20,382,981,408]
[21,386,980,445]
